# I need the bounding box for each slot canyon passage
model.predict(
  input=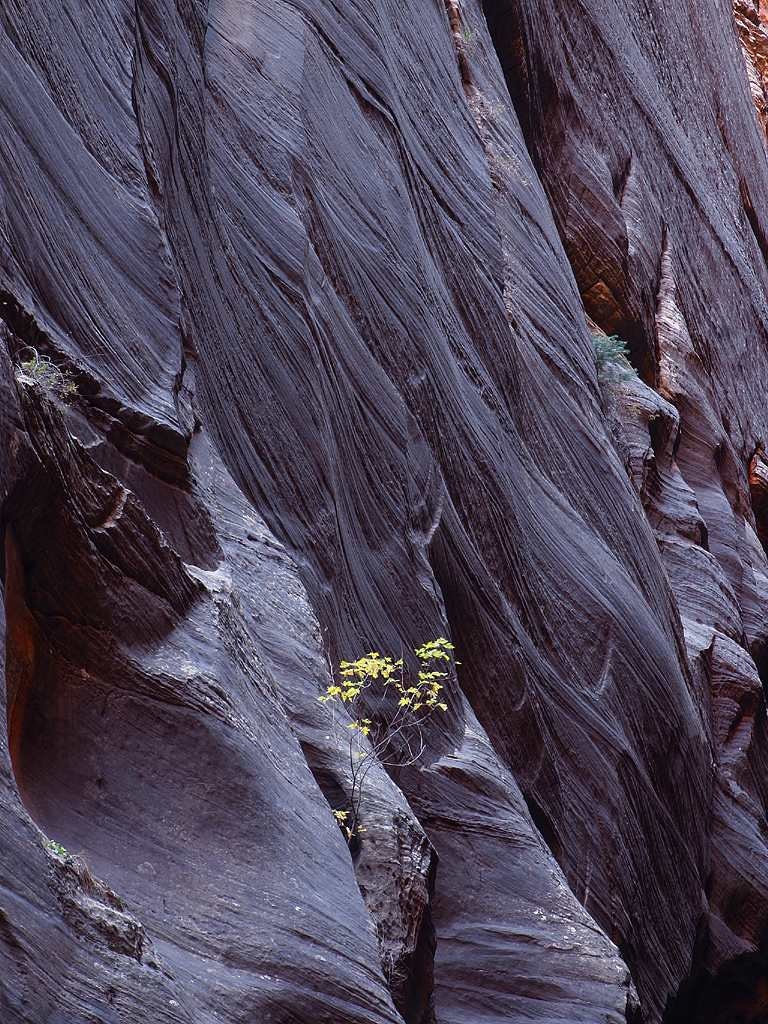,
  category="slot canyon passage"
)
[11,0,768,1021]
